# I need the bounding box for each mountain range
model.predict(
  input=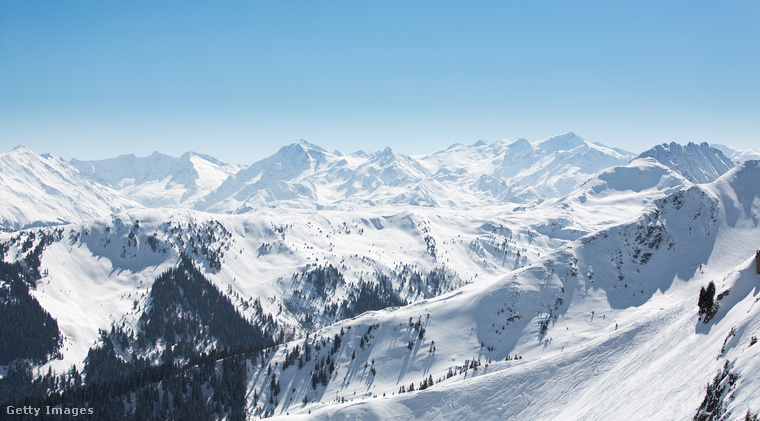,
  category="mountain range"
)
[3,132,751,232]
[1,133,759,420]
